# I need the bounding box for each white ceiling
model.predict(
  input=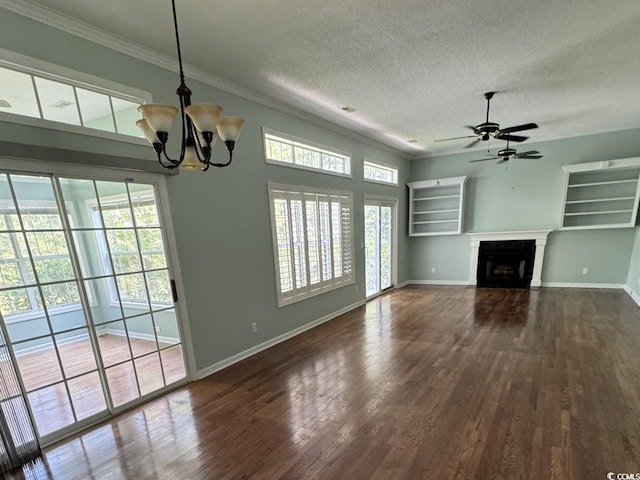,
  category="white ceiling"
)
[18,0,640,157]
